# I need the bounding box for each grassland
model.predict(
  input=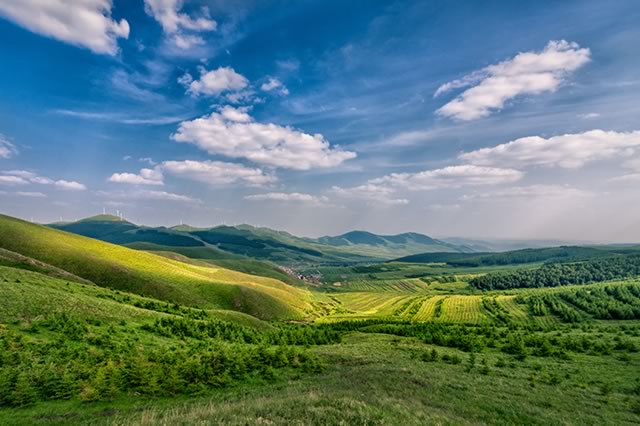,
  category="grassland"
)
[0,214,312,320]
[2,331,639,425]
[2,213,640,424]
